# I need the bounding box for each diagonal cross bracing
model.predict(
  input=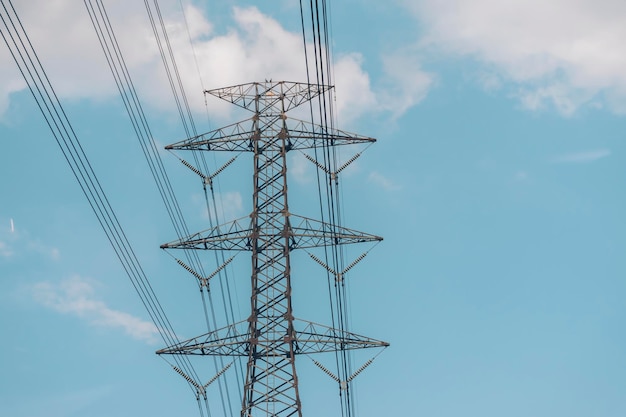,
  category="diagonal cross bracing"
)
[160,214,382,251]
[204,81,331,113]
[165,117,376,152]
[156,319,389,356]
[159,81,387,417]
